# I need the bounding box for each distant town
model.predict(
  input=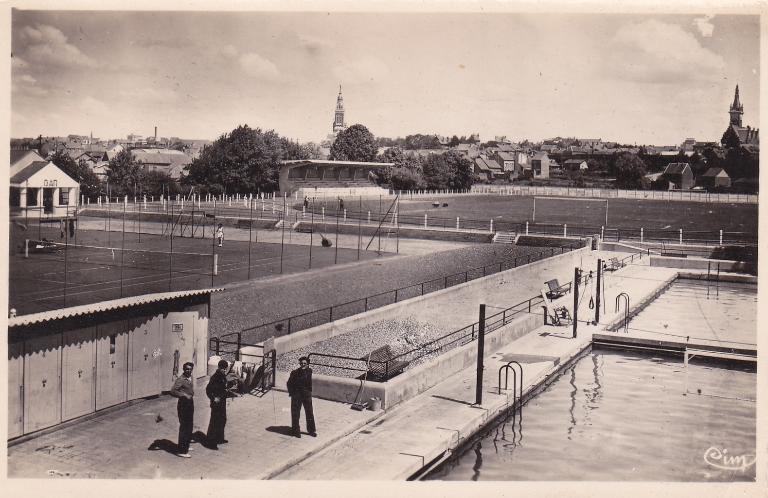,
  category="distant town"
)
[10,84,759,201]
